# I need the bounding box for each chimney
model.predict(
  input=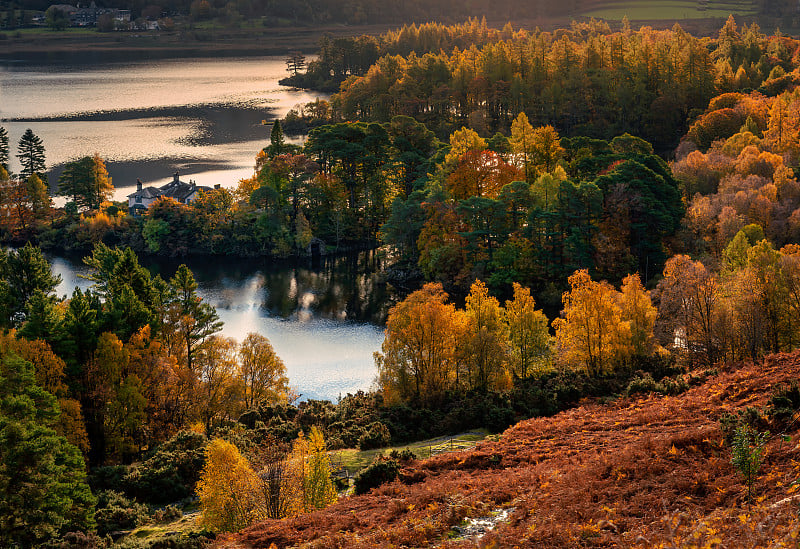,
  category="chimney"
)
[136,178,142,192]
[173,171,179,184]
